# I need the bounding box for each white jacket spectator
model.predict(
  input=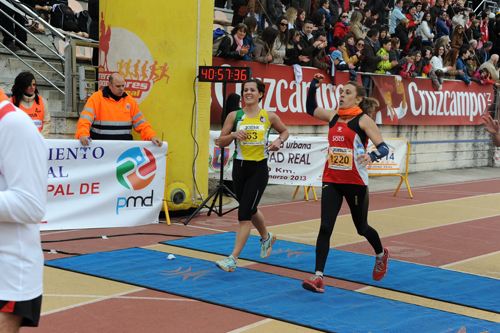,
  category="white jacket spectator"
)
[273,37,287,64]
[452,13,468,30]
[430,55,448,73]
[420,21,434,42]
